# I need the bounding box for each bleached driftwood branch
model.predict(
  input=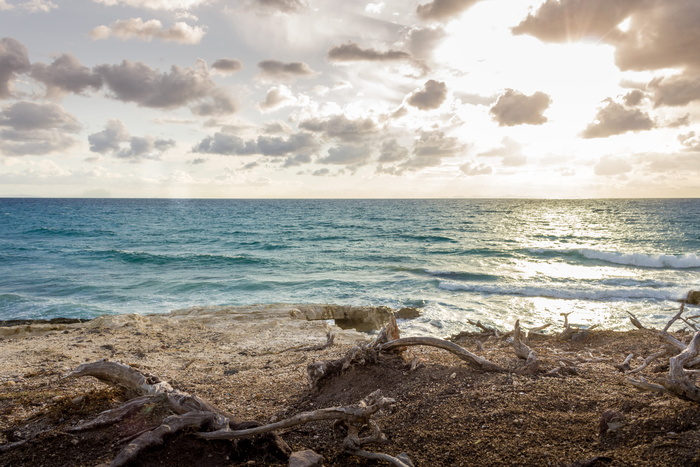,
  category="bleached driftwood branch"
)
[629,331,700,403]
